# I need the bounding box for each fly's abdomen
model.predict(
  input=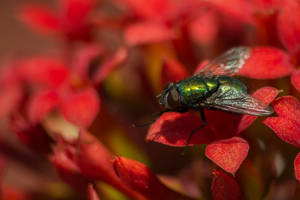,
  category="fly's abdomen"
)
[177,77,218,105]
